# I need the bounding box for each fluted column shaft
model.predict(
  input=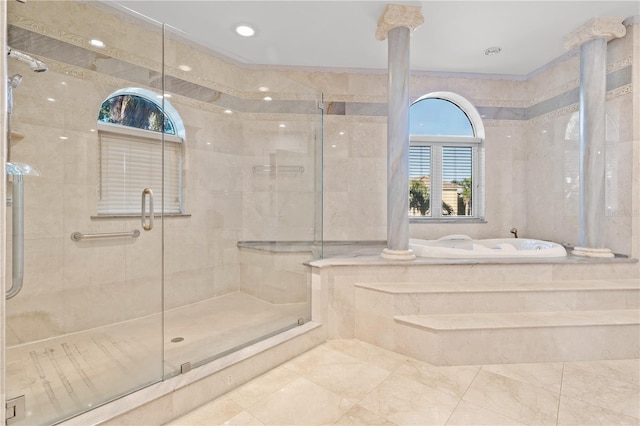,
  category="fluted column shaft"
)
[579,38,607,248]
[386,26,411,253]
